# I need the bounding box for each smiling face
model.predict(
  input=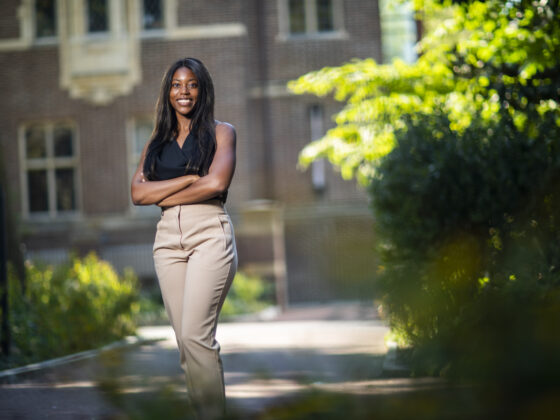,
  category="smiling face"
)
[169,67,199,118]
